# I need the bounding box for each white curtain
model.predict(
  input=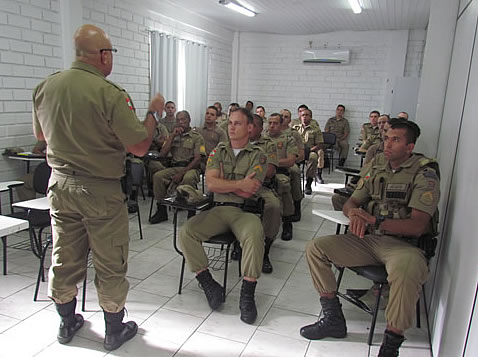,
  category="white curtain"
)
[150,32,178,108]
[183,42,208,128]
